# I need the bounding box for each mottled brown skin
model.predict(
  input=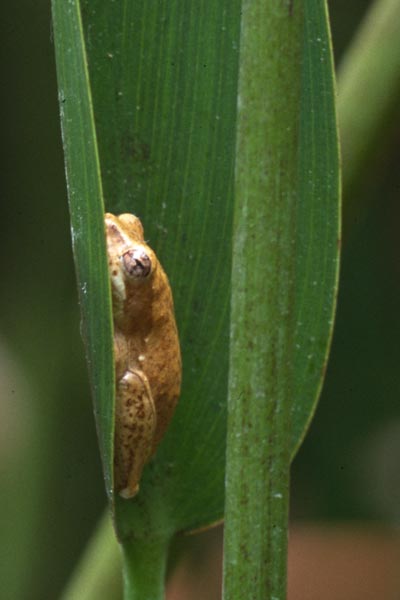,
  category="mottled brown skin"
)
[105,213,181,499]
